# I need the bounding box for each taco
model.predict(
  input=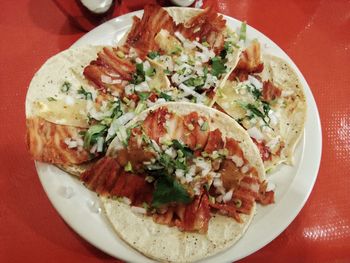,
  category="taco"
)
[216,40,307,171]
[80,102,274,262]
[84,5,243,108]
[25,46,103,174]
